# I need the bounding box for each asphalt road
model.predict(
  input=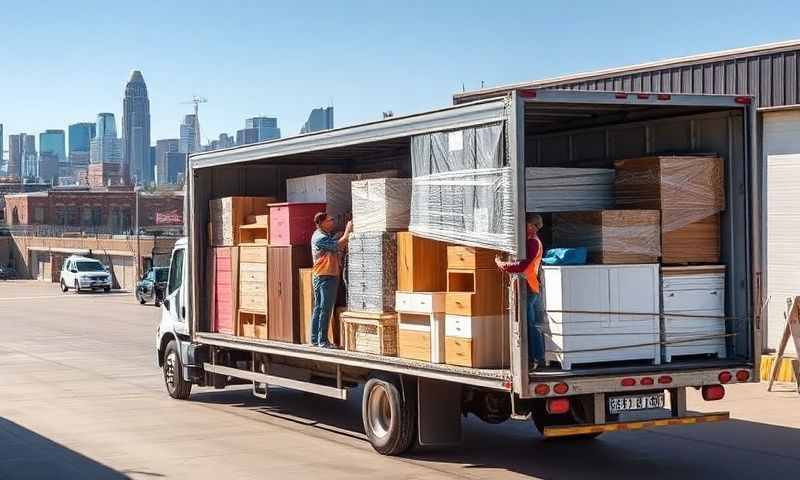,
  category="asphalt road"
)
[0,280,799,480]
